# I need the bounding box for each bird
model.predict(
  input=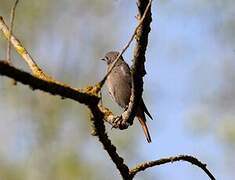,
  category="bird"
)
[101,51,152,143]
